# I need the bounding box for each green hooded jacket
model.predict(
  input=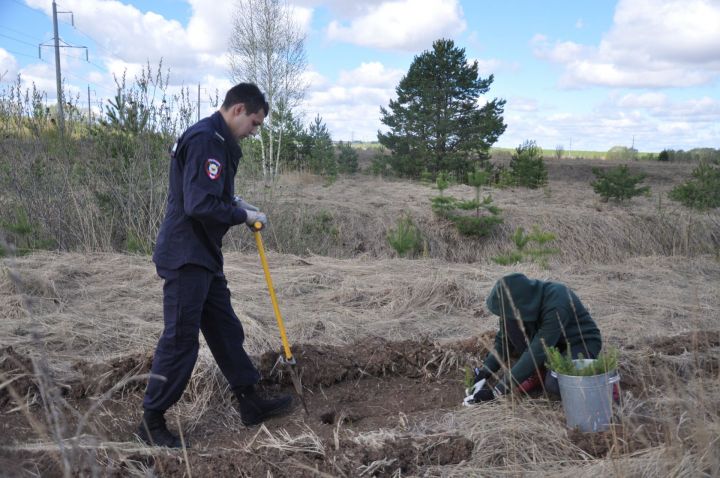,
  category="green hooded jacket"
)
[482,273,602,389]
